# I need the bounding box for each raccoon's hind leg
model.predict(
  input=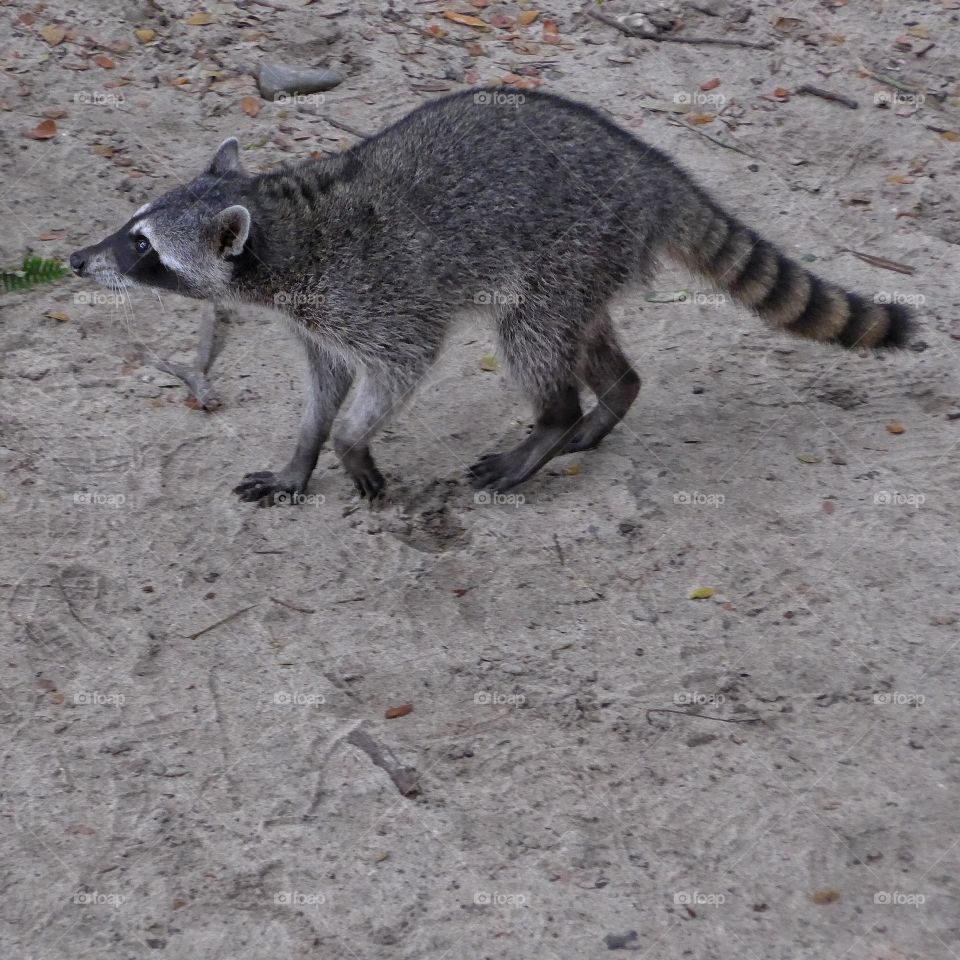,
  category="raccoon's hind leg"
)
[468,383,583,492]
[468,304,585,492]
[563,308,640,454]
[235,336,353,505]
